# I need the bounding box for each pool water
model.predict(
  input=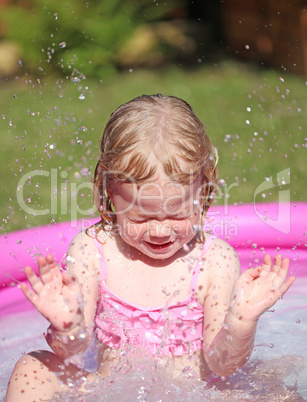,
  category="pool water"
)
[0,279,306,401]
